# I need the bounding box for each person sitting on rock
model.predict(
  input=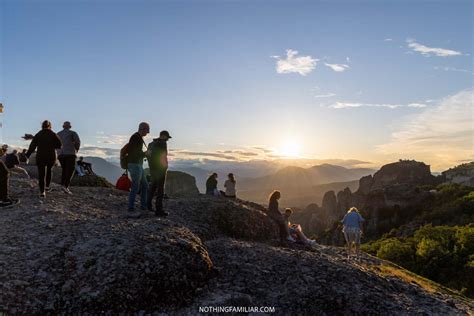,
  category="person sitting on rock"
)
[206,173,219,196]
[5,149,30,178]
[18,149,28,164]
[220,173,236,198]
[146,130,171,217]
[0,147,20,208]
[267,190,294,244]
[341,206,365,260]
[283,208,316,246]
[77,157,94,175]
